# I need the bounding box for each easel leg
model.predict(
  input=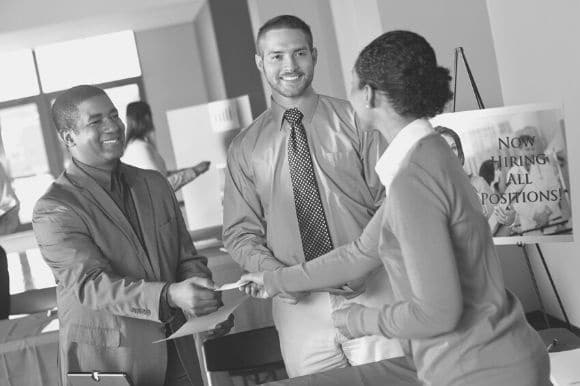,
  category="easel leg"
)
[519,243,550,329]
[535,244,572,331]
